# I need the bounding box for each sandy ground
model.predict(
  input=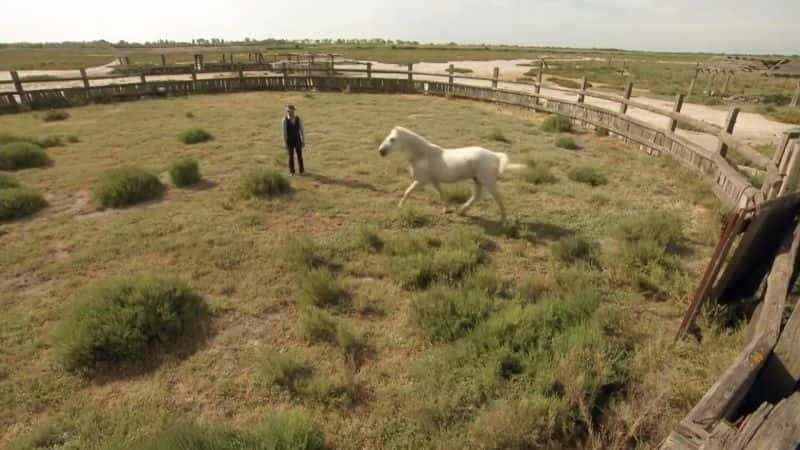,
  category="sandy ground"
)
[2,58,795,150]
[339,59,795,149]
